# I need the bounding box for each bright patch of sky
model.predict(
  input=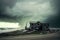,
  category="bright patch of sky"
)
[0,22,20,28]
